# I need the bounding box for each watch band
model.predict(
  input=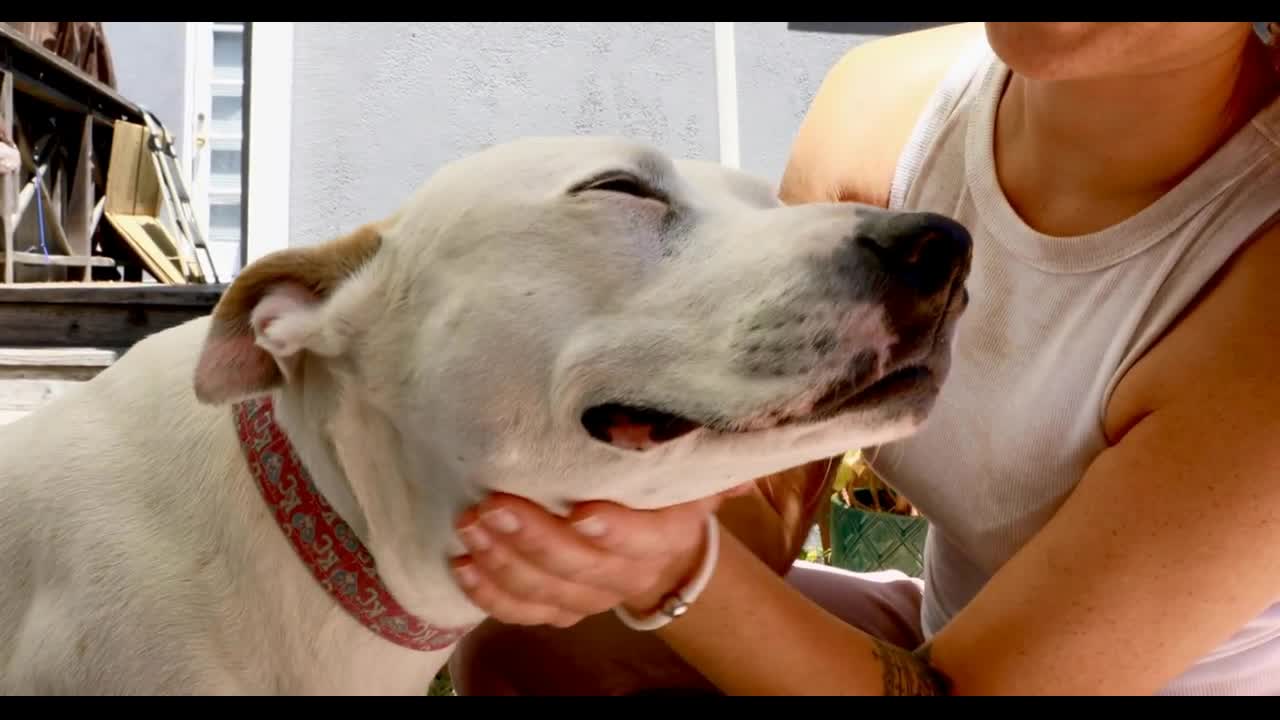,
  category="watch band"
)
[614,518,721,632]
